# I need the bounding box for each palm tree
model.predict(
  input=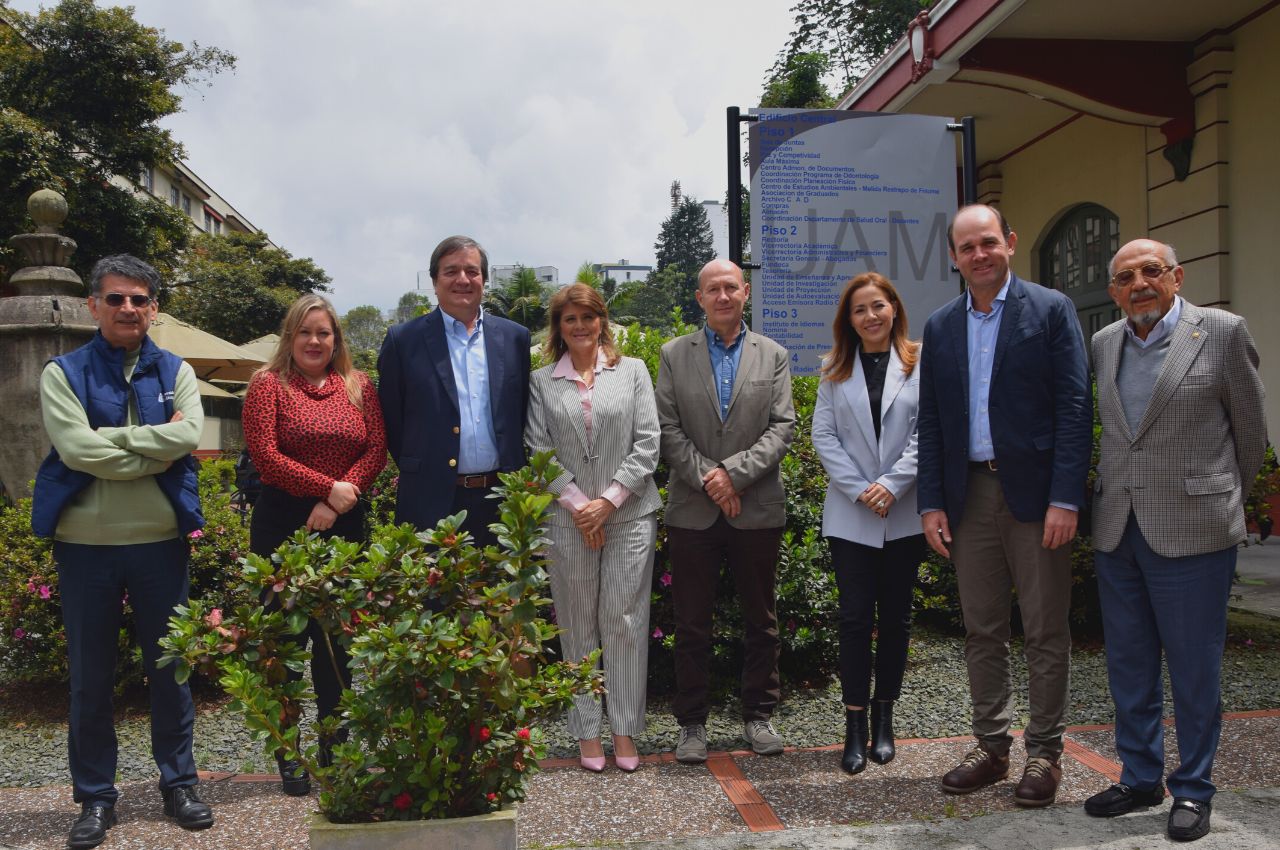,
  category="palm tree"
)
[484,265,548,331]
